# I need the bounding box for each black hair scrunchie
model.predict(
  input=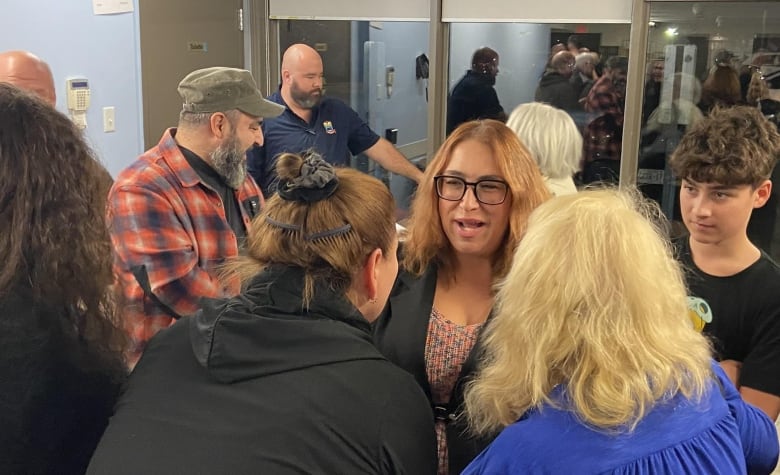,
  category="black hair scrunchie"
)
[277,153,339,203]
